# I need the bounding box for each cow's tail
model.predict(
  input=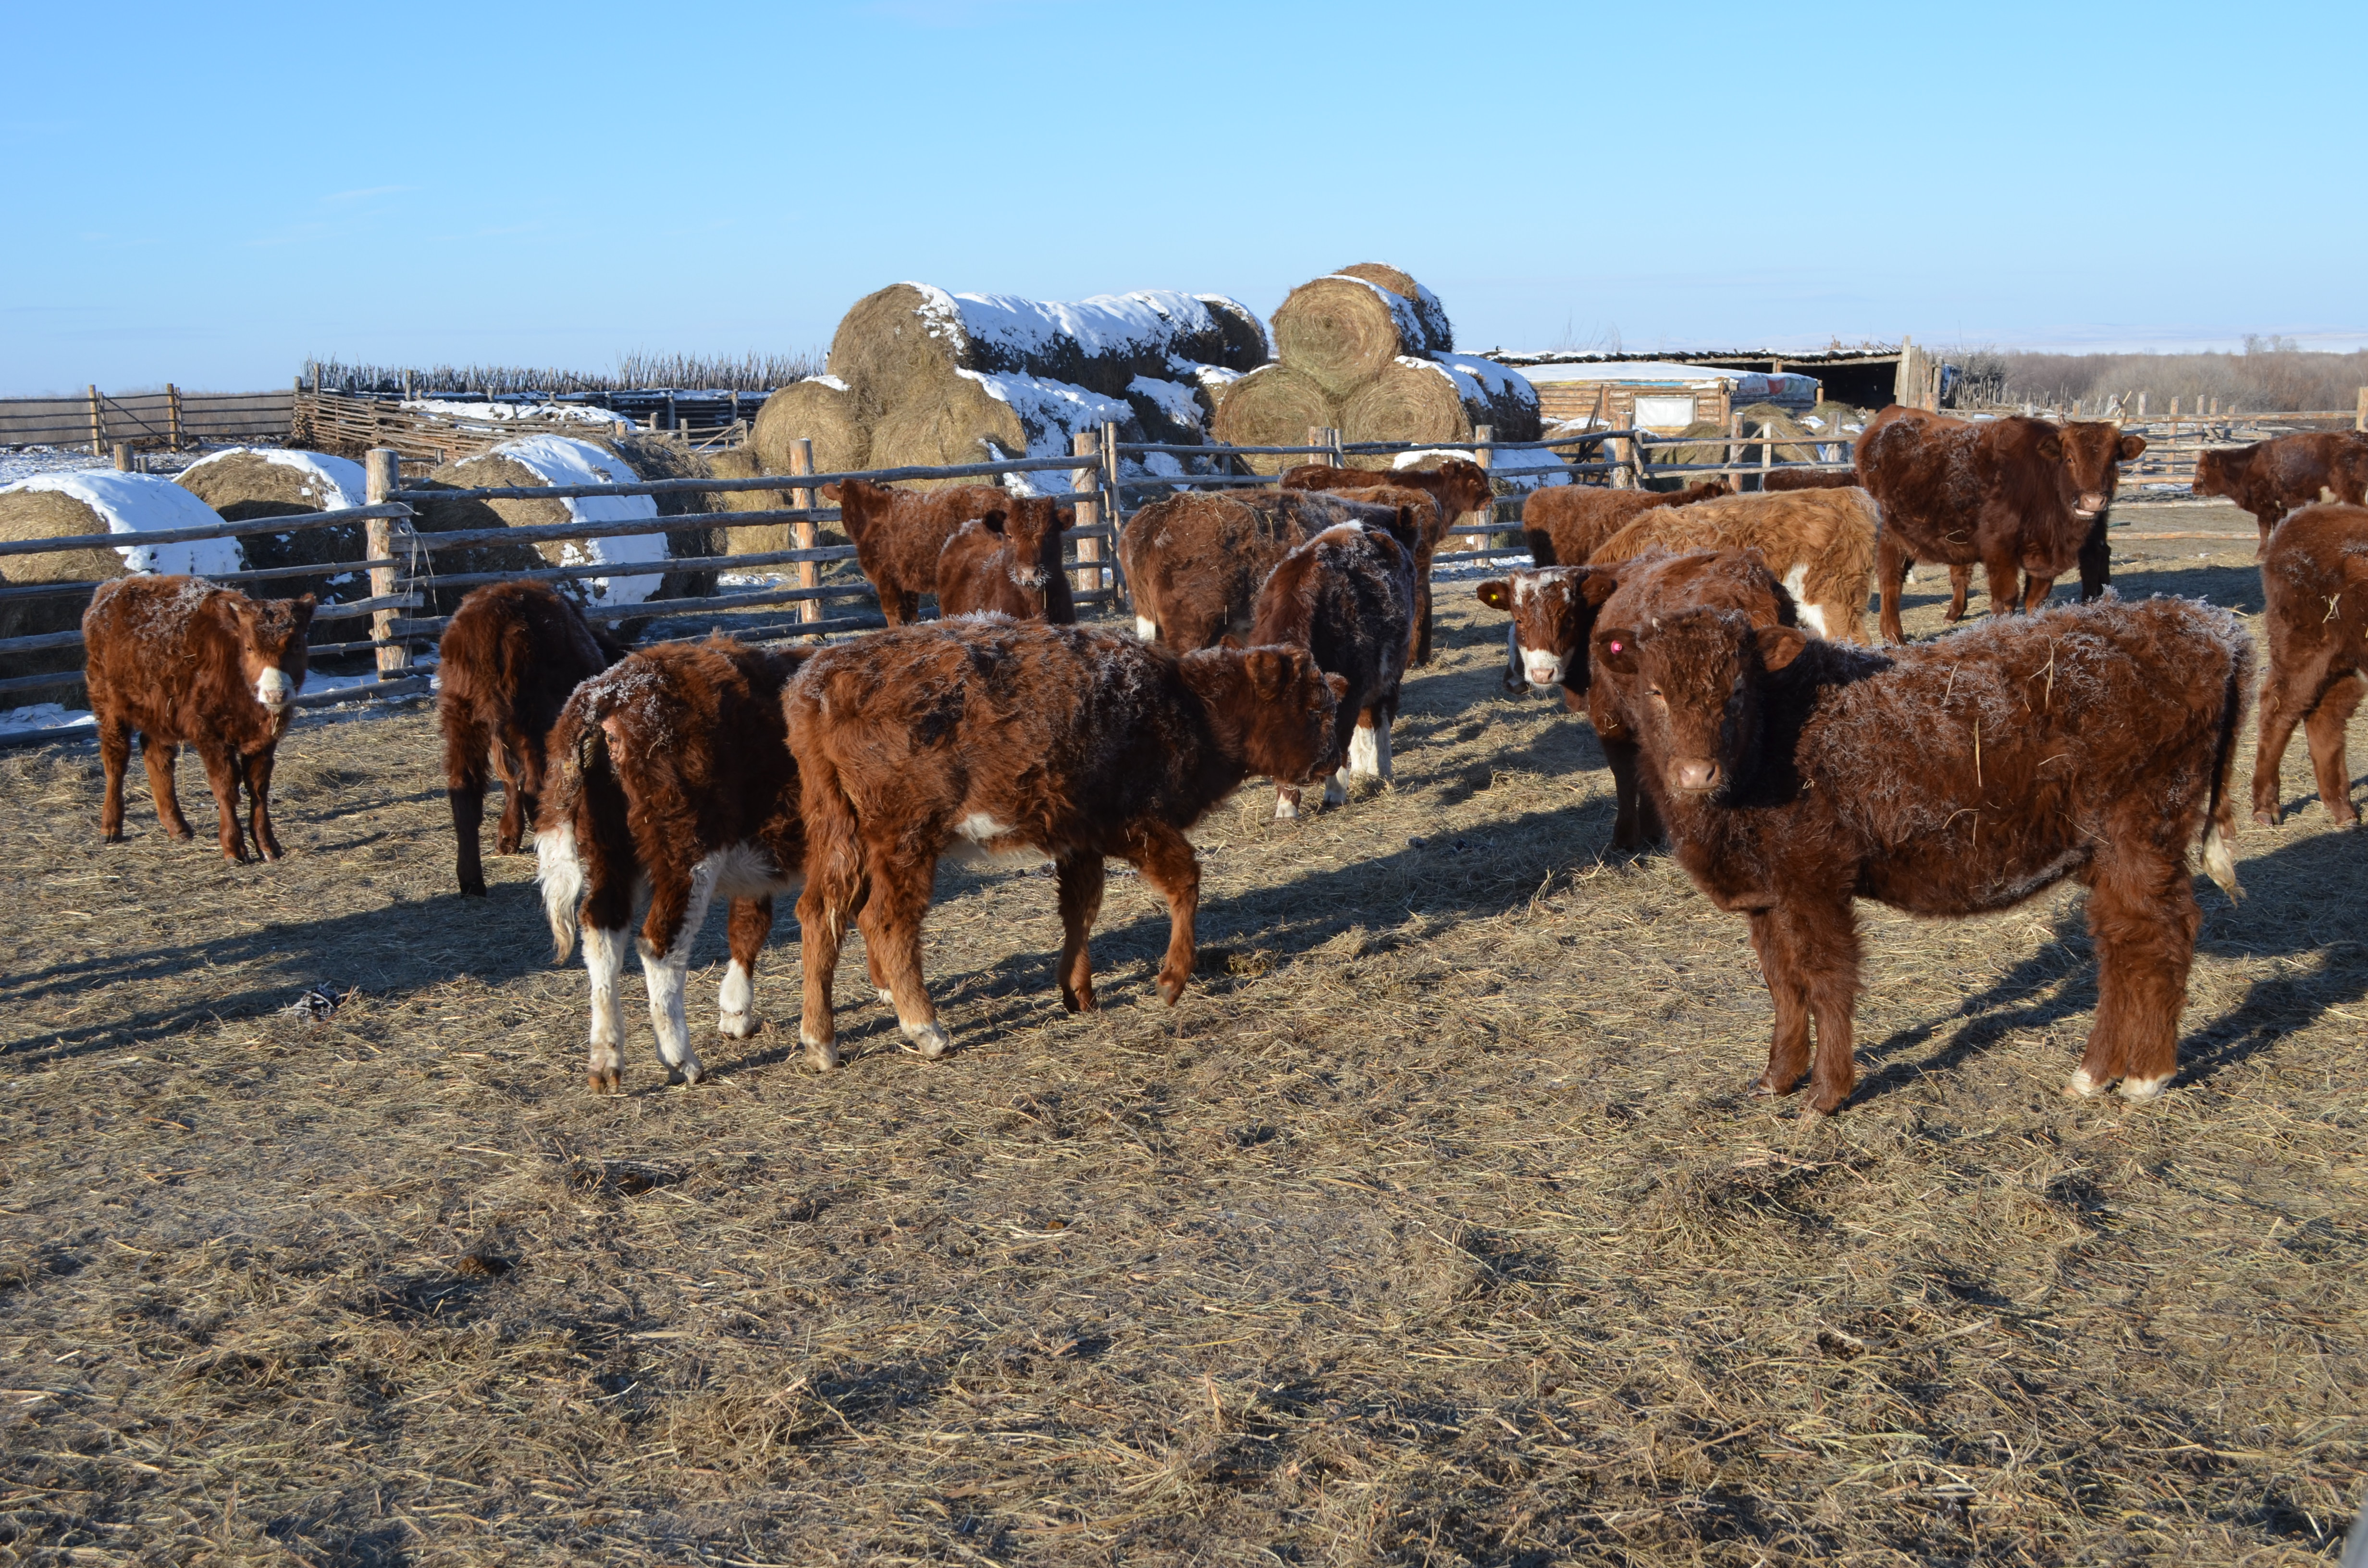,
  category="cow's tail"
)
[2199,617,2255,902]
[787,689,868,942]
[535,696,604,960]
